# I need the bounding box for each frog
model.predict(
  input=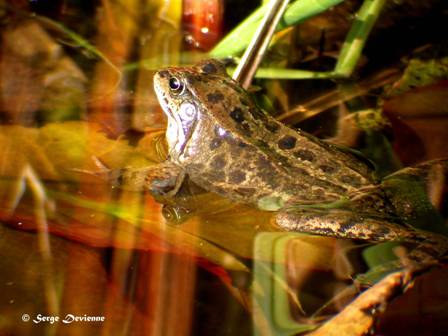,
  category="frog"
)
[151,59,448,279]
